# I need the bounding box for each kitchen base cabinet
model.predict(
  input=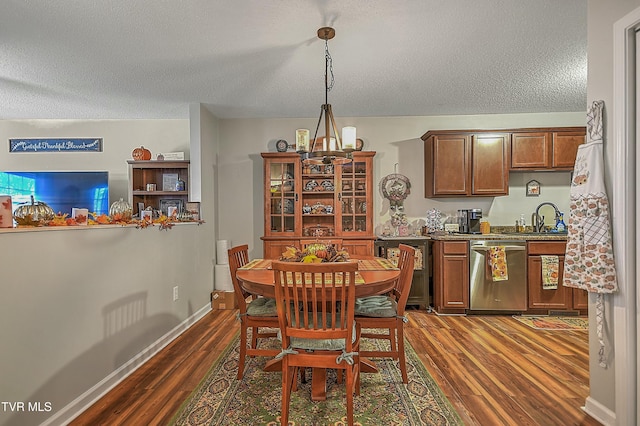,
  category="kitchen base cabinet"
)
[527,241,586,314]
[572,288,589,311]
[527,255,572,311]
[375,238,430,308]
[432,240,469,314]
